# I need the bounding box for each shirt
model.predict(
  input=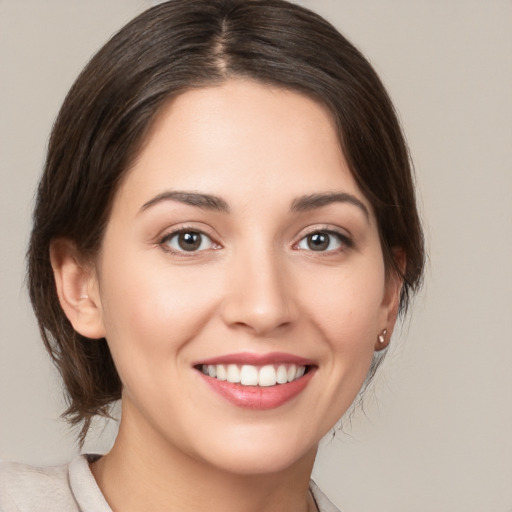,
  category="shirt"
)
[0,455,341,511]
